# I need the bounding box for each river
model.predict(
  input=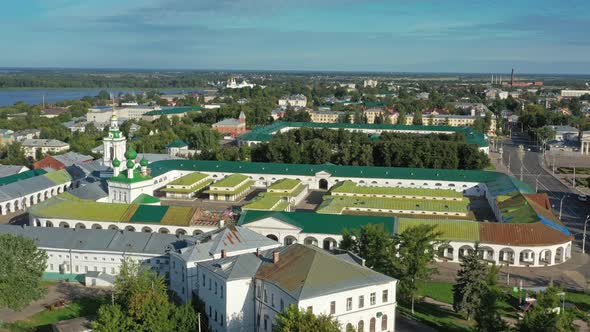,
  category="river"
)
[0,89,194,106]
